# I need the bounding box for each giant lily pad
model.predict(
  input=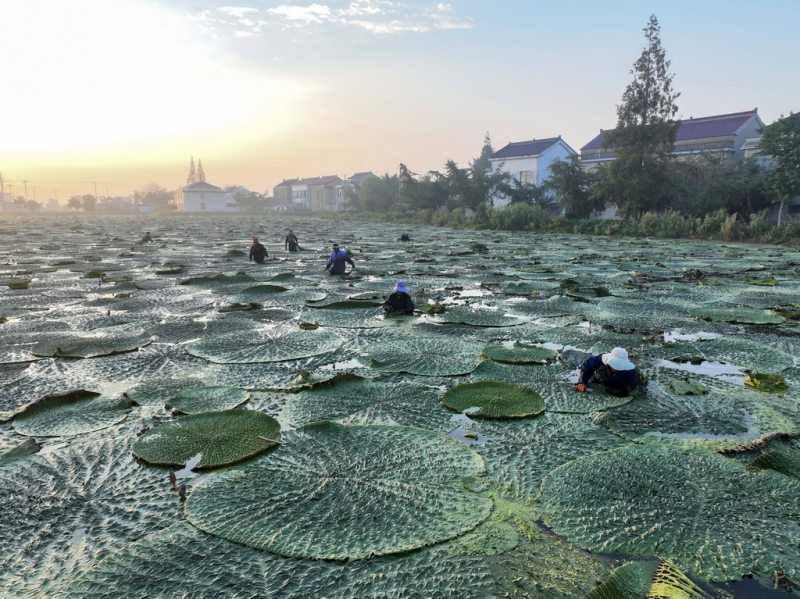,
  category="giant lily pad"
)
[31,332,151,358]
[688,306,785,324]
[132,410,280,469]
[62,522,497,598]
[482,342,558,364]
[166,385,250,414]
[185,422,492,559]
[539,444,800,581]
[13,390,133,437]
[443,381,545,419]
[366,336,484,376]
[434,307,527,328]
[185,327,345,363]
